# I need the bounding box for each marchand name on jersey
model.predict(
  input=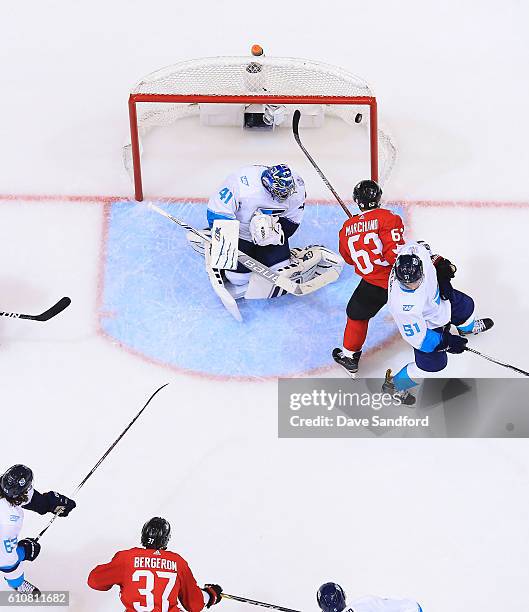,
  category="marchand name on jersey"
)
[134,557,178,571]
[345,218,379,236]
